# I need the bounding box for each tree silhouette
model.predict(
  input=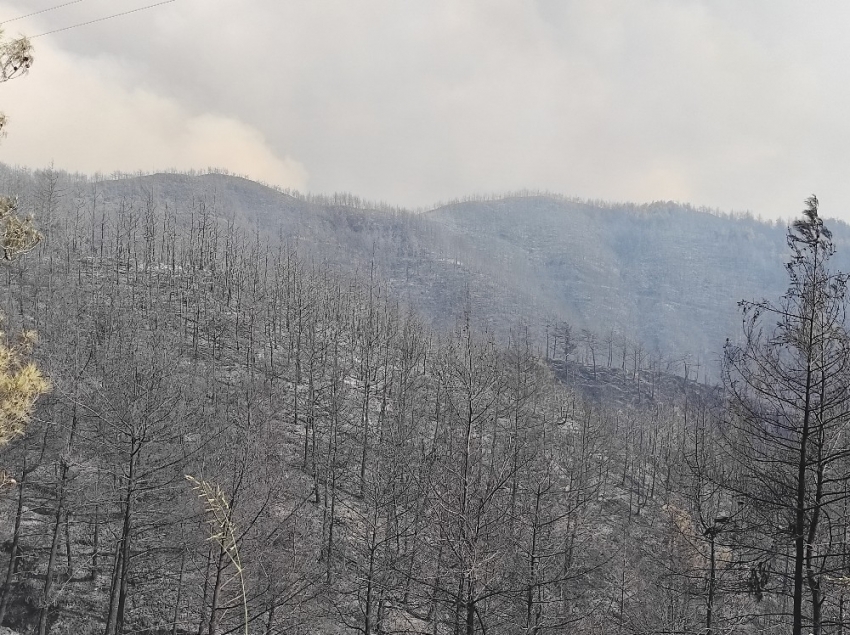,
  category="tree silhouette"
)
[723,195,850,634]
